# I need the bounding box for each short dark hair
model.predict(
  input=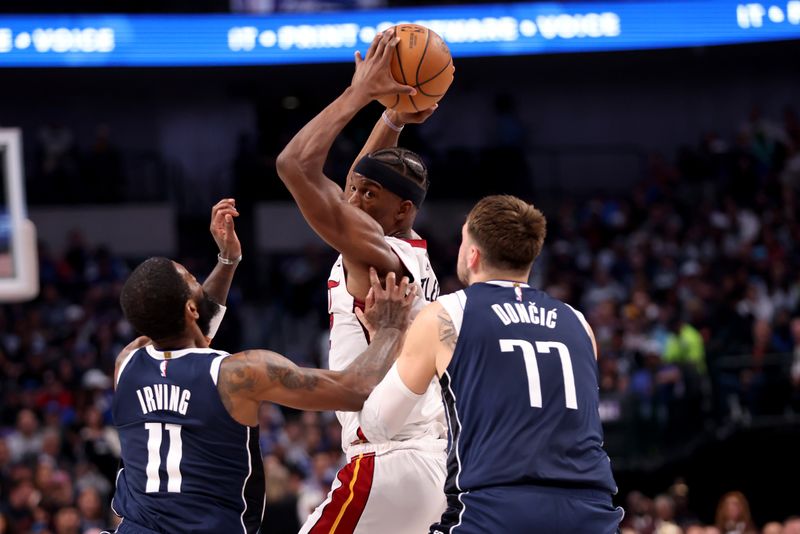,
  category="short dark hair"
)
[369,147,429,193]
[467,195,547,272]
[120,257,191,340]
